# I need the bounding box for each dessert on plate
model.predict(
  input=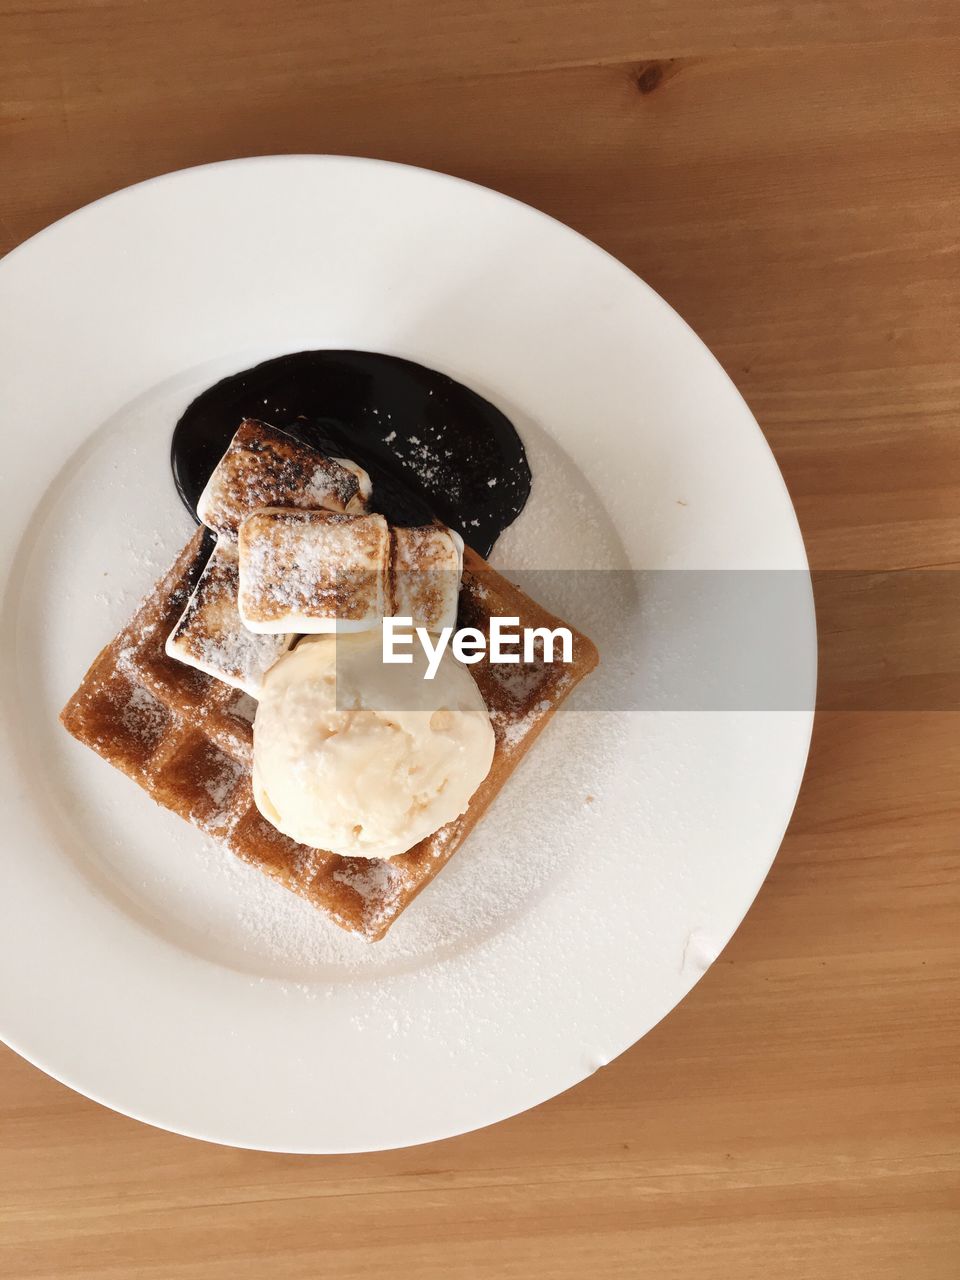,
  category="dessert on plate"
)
[62,390,598,941]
